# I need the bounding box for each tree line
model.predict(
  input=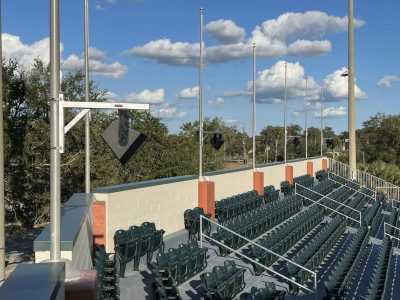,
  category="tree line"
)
[2,59,398,227]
